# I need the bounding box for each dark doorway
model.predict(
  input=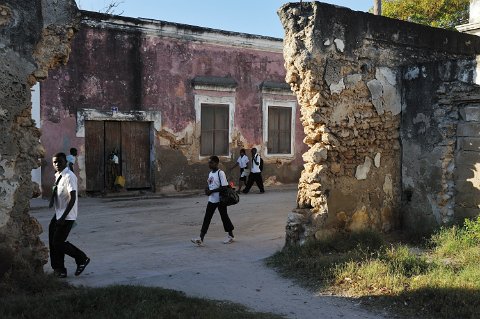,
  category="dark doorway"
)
[85,120,151,192]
